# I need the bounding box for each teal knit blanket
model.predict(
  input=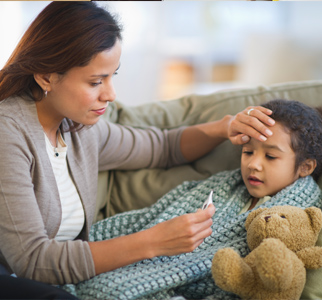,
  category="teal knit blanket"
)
[62,169,322,300]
